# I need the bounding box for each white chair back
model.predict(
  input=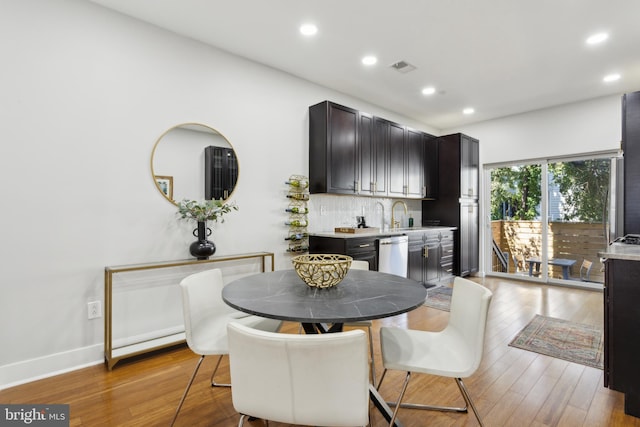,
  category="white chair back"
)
[351,260,370,270]
[227,322,370,426]
[179,268,234,353]
[447,277,493,377]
